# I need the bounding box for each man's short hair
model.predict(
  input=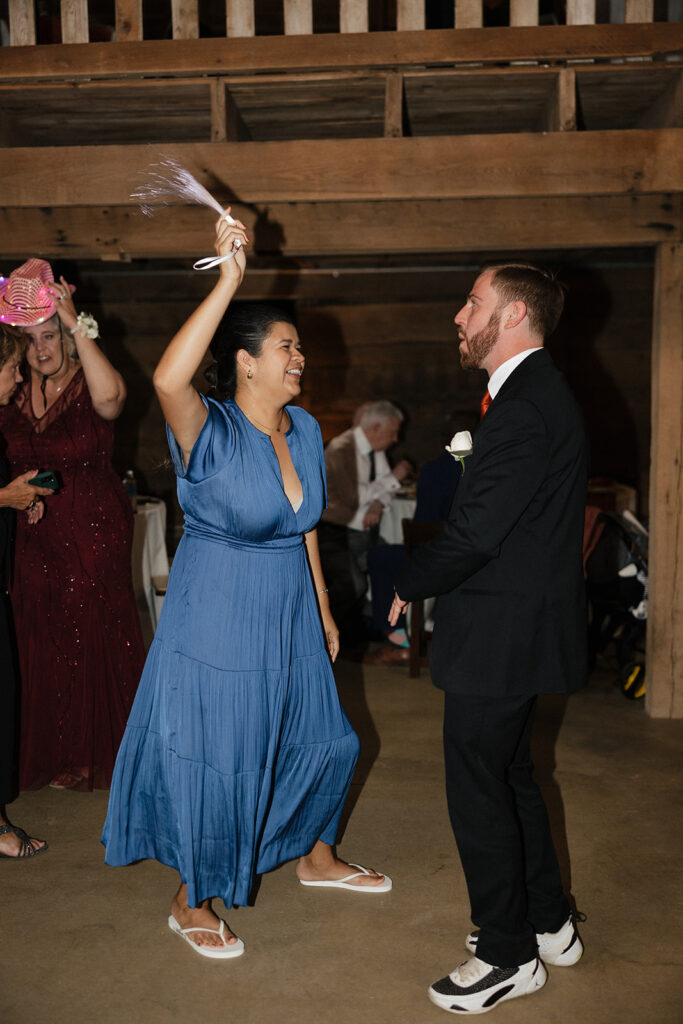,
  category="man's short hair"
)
[357,400,404,430]
[484,262,566,340]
